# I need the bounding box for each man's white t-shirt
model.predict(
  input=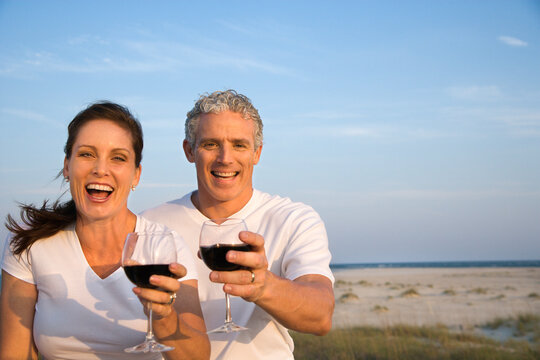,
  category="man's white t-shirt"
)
[1,216,197,360]
[142,189,334,360]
